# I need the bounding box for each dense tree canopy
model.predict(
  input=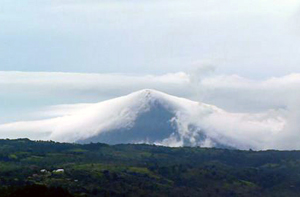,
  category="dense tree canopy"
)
[0,139,300,196]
